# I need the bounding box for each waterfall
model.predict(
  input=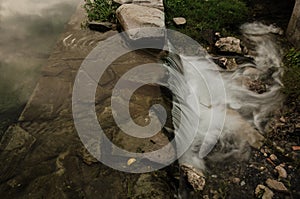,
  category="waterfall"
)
[164,22,284,172]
